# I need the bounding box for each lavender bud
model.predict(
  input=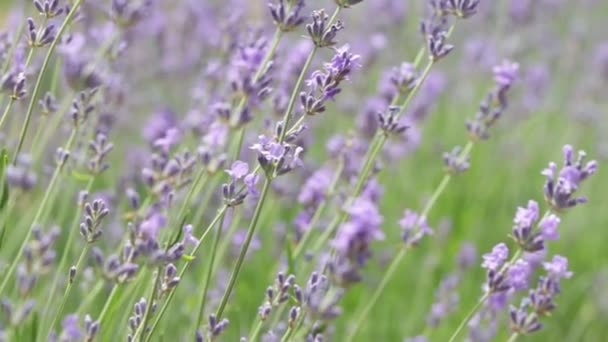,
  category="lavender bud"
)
[69,266,77,283]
